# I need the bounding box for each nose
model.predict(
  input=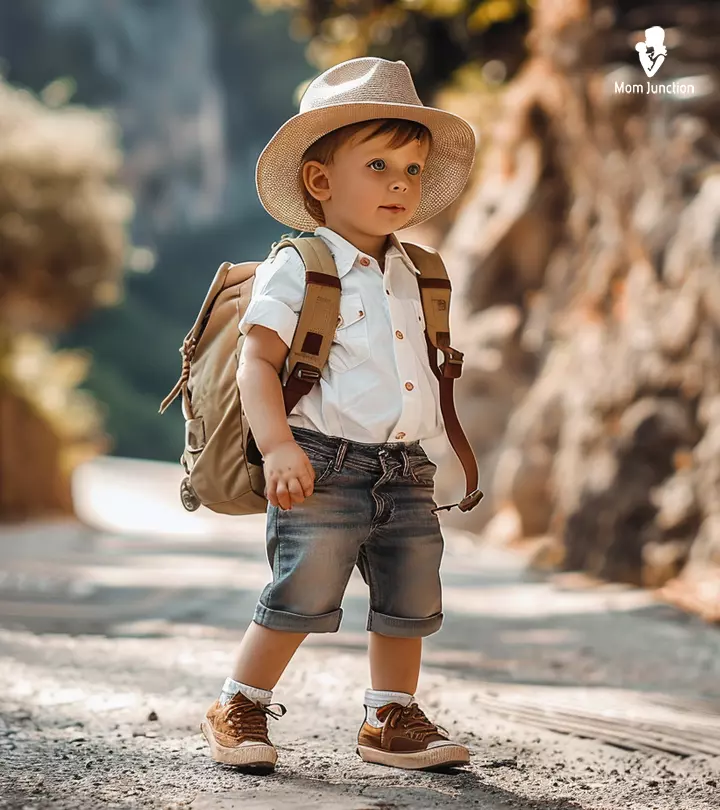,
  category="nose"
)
[390,177,408,193]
